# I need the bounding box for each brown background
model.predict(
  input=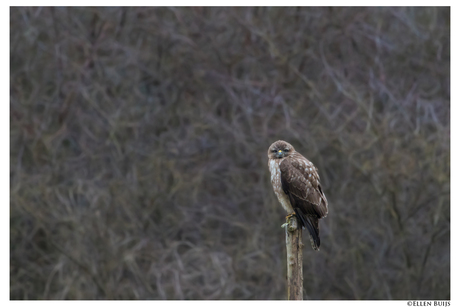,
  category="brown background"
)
[10,7,450,299]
